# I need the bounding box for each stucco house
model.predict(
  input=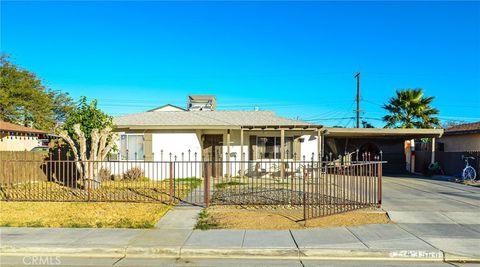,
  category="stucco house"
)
[112,95,444,176]
[0,120,48,151]
[113,96,324,177]
[438,122,480,152]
